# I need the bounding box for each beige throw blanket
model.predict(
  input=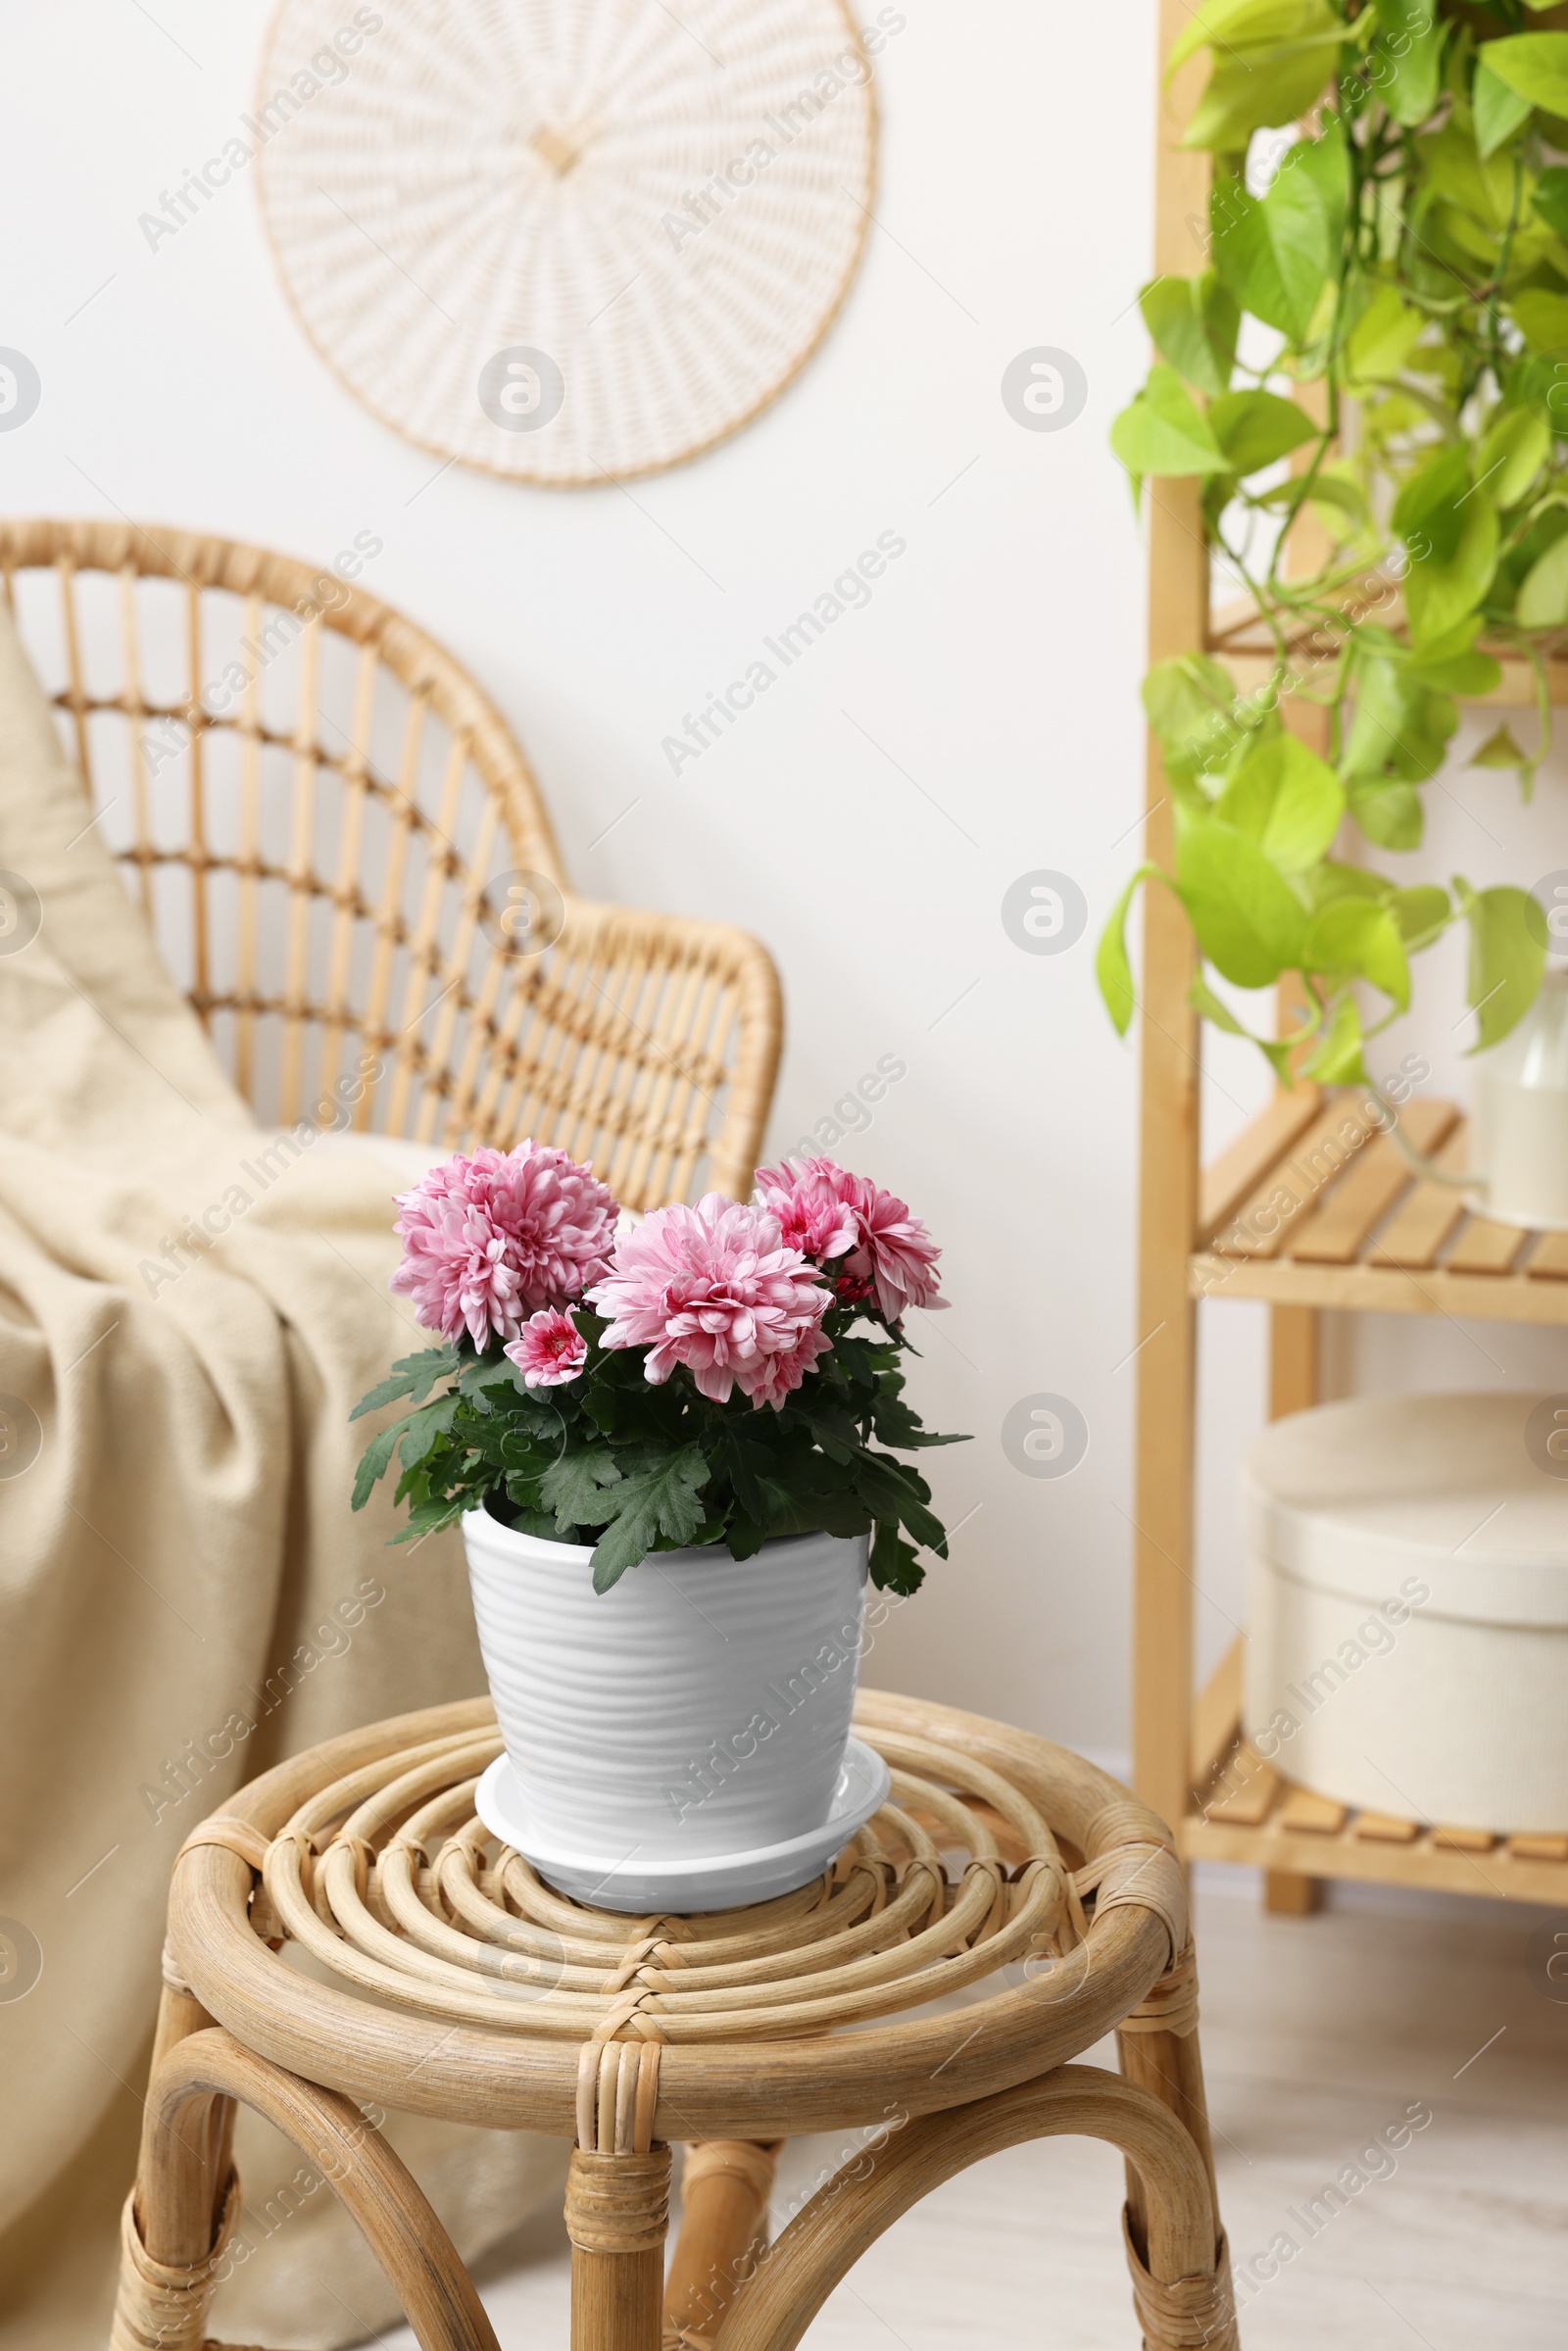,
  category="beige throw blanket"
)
[0,609,564,2348]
